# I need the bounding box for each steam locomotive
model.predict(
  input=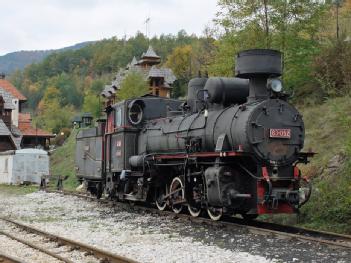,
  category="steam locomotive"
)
[75,49,313,220]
